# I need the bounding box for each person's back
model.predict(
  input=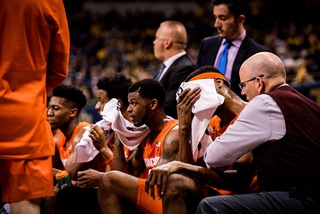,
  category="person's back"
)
[0,0,69,162]
[256,86,320,195]
[0,0,69,212]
